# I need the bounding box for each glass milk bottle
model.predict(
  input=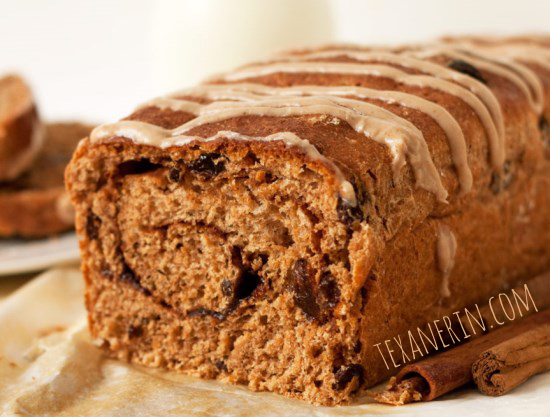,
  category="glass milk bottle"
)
[150,0,334,92]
